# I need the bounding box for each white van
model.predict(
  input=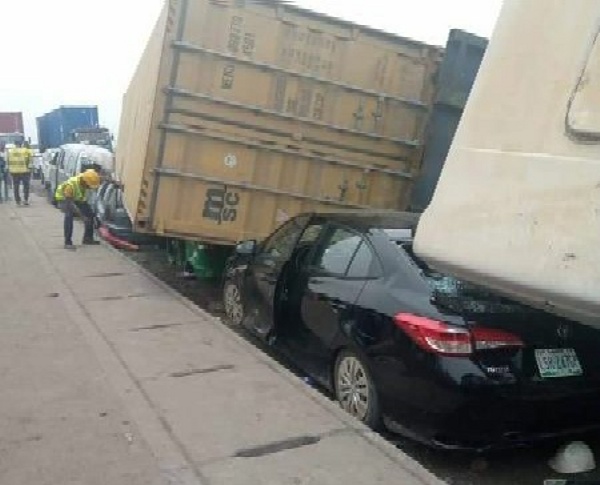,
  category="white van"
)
[41,149,59,186]
[46,144,114,204]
